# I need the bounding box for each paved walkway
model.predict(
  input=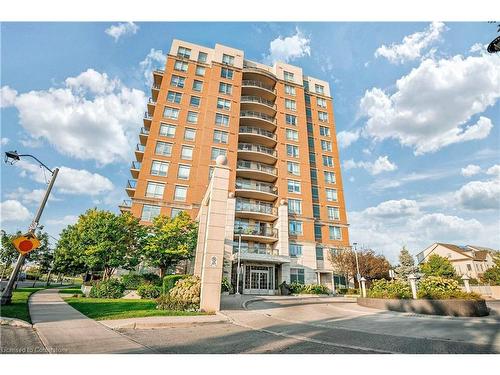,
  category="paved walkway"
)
[29,288,152,354]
